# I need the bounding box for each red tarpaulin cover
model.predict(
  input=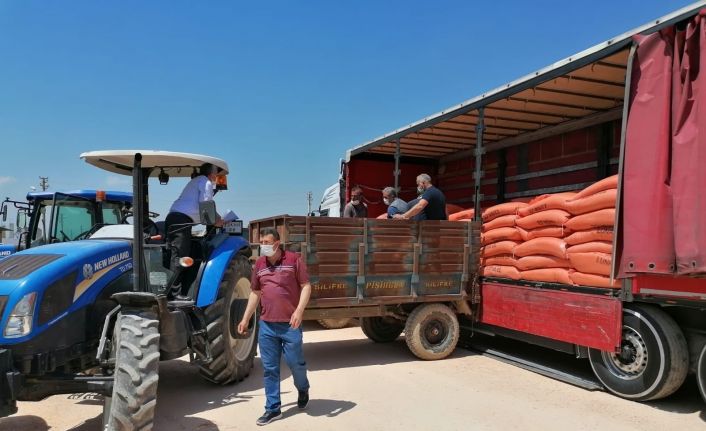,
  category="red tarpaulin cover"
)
[620,30,676,276]
[671,12,706,275]
[621,10,706,277]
